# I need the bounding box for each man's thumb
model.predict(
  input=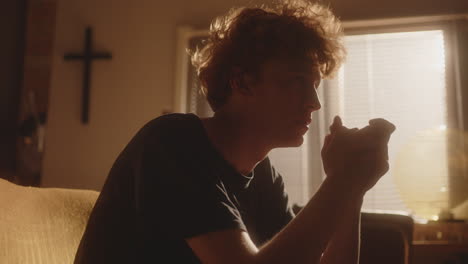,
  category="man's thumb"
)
[330,115,343,133]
